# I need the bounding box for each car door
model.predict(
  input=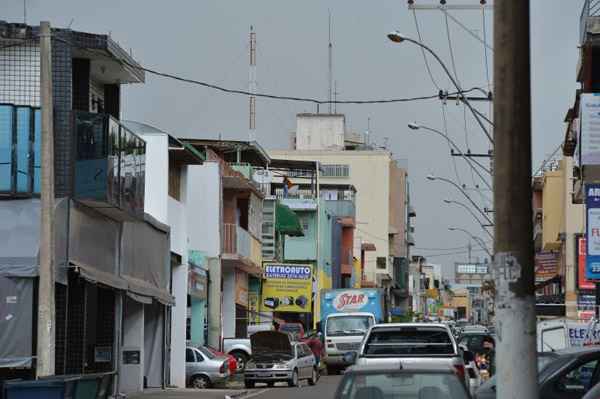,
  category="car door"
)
[541,357,600,399]
[298,344,310,378]
[186,348,198,377]
[302,344,314,377]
